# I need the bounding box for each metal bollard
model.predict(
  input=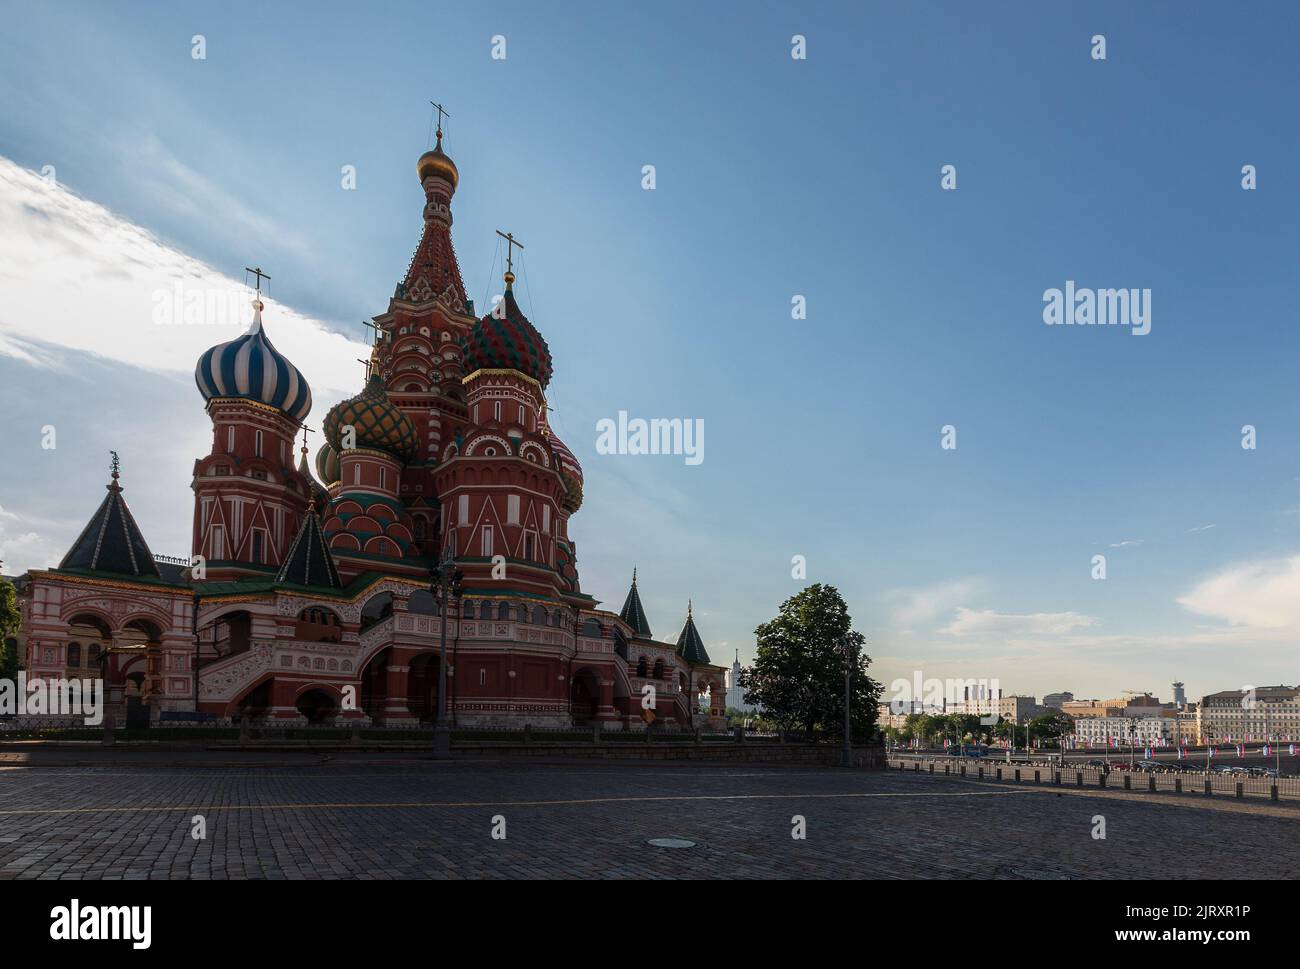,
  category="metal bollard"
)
[1235,782,1243,799]
[1272,785,1279,801]
[1034,769,1041,784]
[1076,771,1083,787]
[1099,772,1107,788]
[996,768,1003,781]
[1123,775,1131,790]
[1175,777,1182,793]
[1054,770,1061,785]
[1014,768,1021,783]
[978,767,984,780]
[928,762,934,774]
[1204,779,1212,796]
[961,765,967,776]
[1148,775,1156,792]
